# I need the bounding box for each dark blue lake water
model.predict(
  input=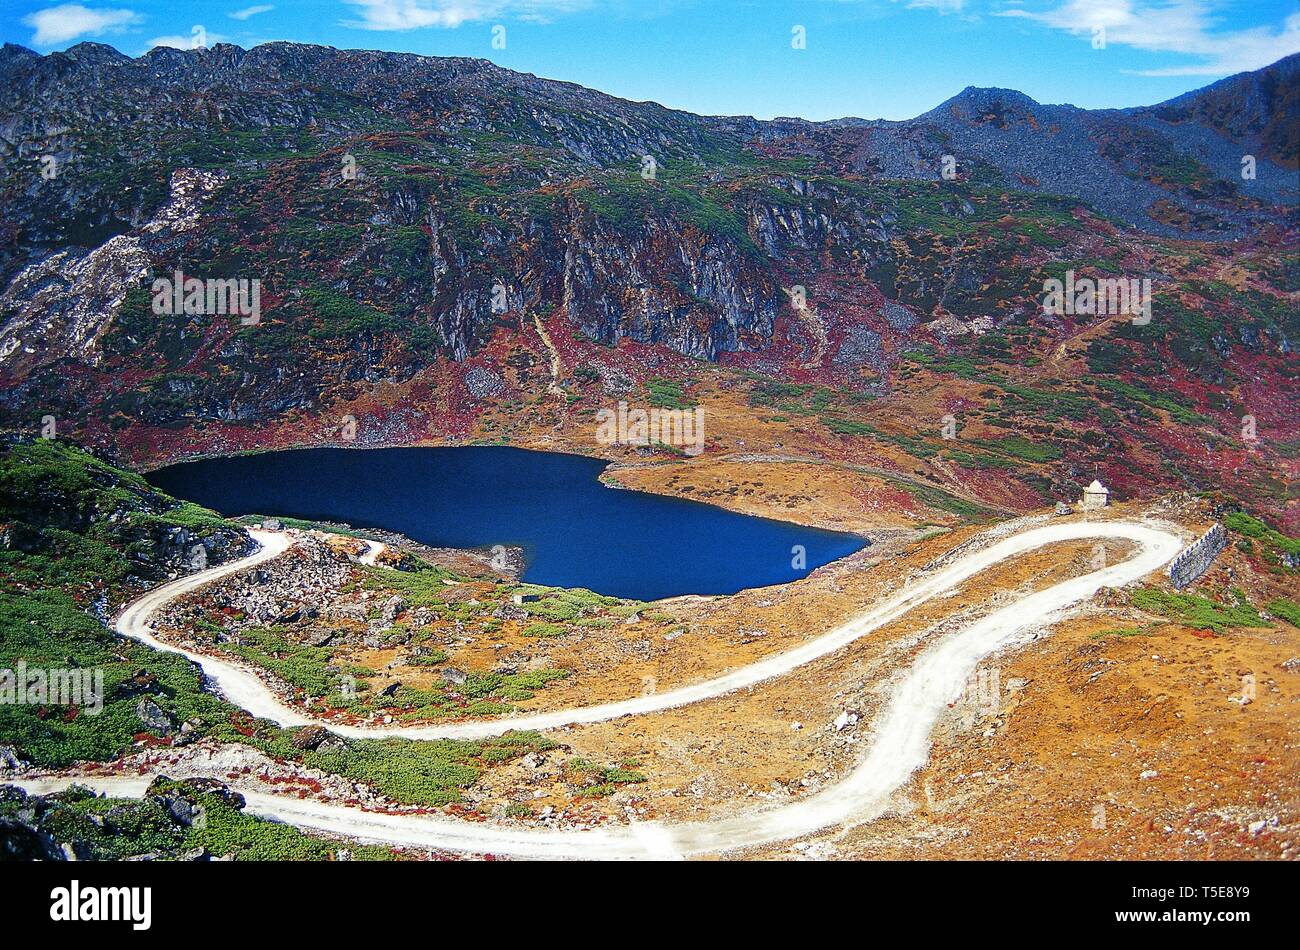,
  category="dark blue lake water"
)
[147,446,865,601]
